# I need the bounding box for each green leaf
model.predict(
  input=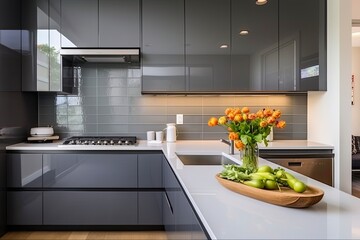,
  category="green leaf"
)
[241,134,249,145]
[254,133,263,143]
